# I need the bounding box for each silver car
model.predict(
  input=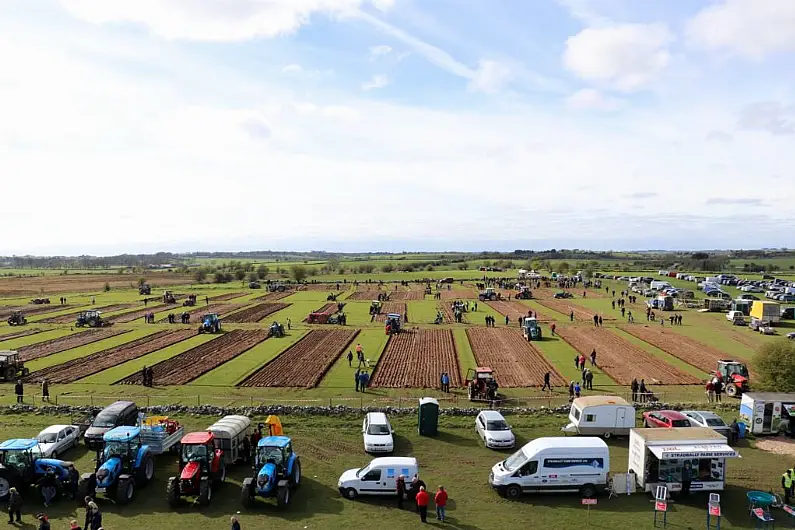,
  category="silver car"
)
[34,424,80,459]
[682,411,731,440]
